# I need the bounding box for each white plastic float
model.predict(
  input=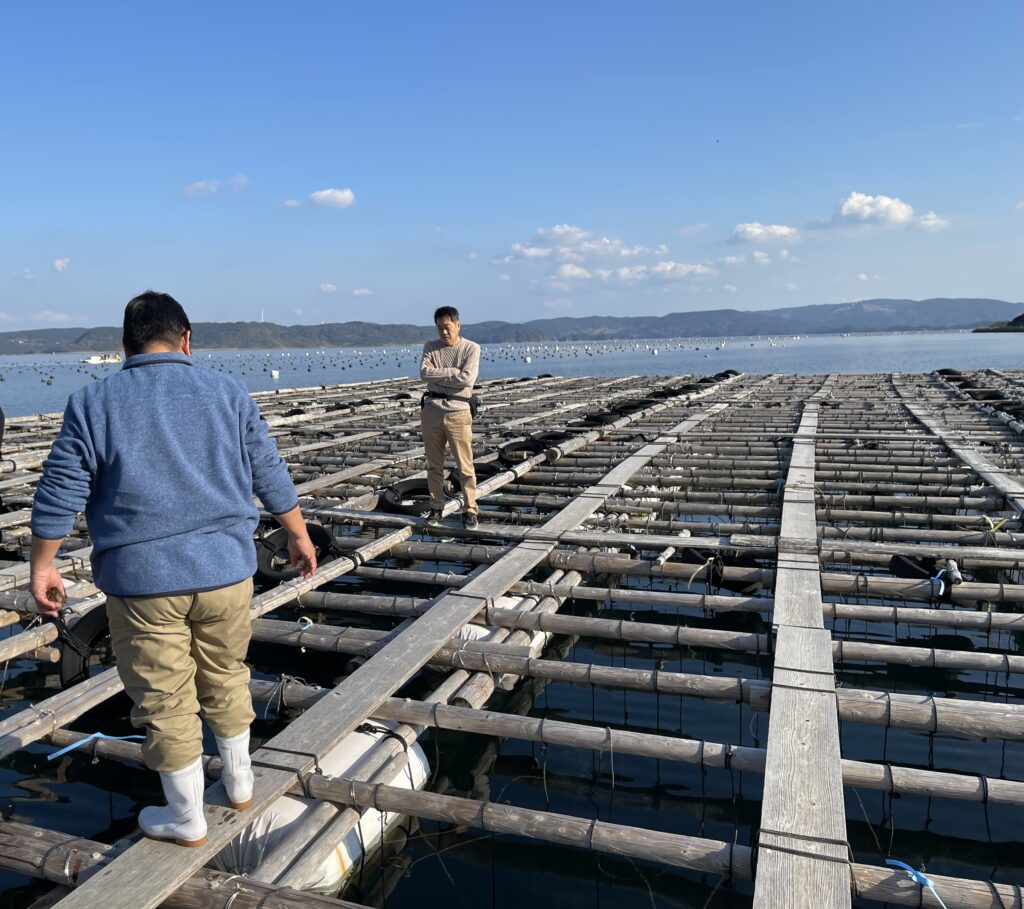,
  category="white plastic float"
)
[211,720,429,894]
[210,595,539,894]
